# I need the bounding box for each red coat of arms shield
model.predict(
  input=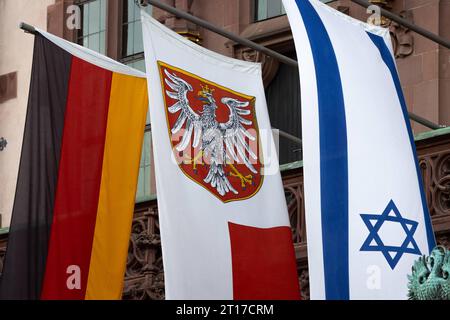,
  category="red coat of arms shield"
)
[157,61,264,202]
